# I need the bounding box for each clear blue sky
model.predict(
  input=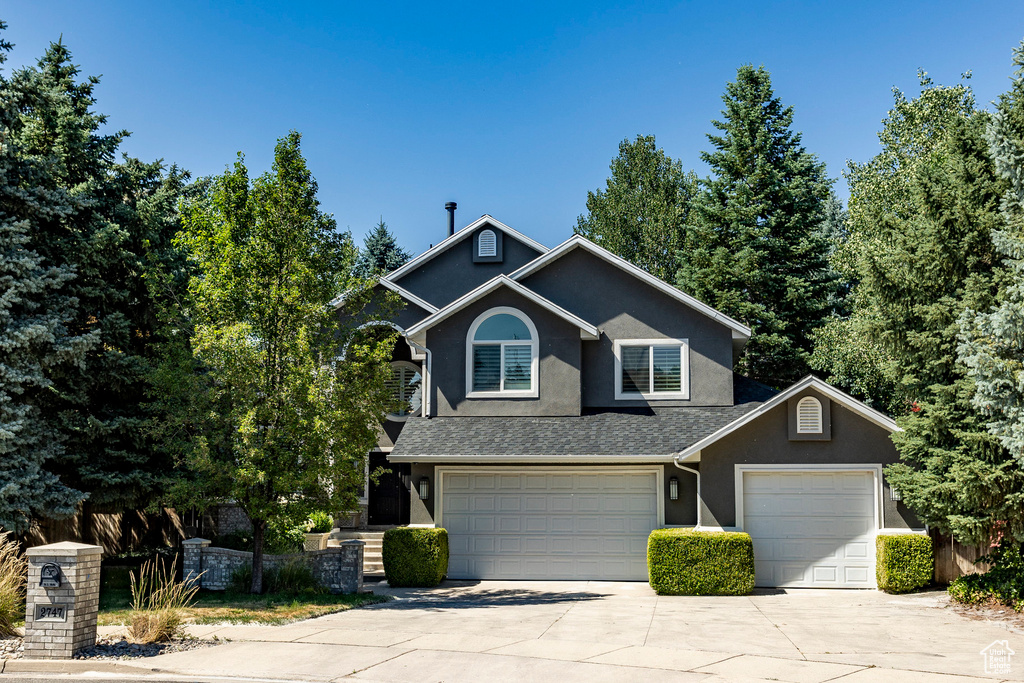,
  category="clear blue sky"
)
[5,2,1023,255]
